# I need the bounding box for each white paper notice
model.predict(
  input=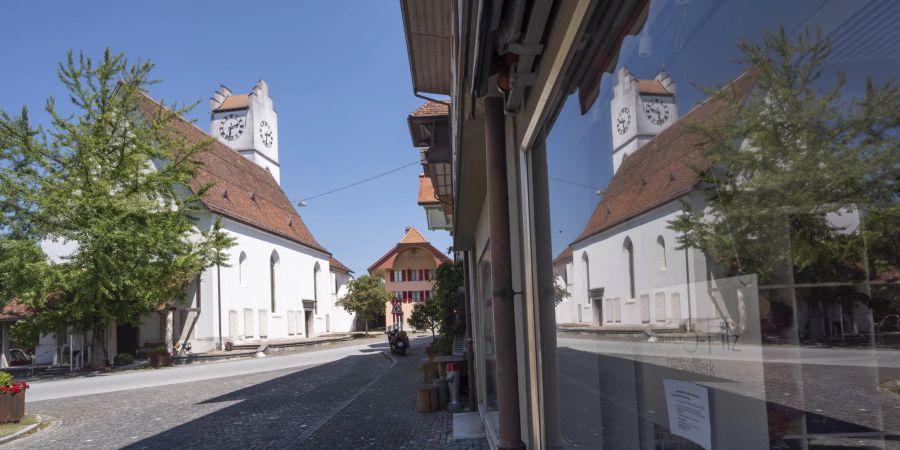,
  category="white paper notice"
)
[663,379,712,450]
